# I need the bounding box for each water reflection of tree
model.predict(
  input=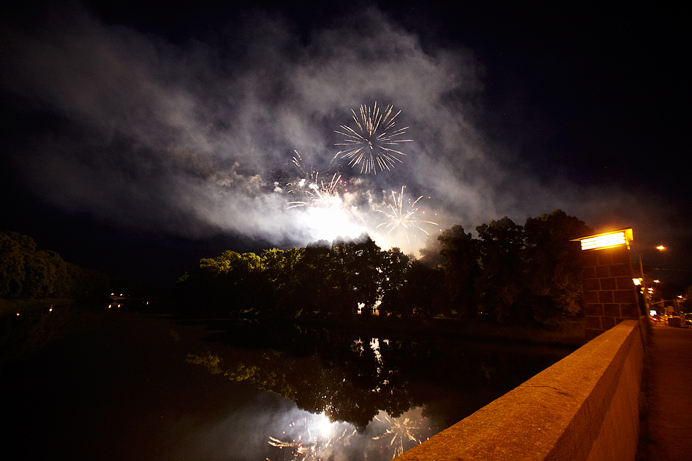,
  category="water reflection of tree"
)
[189,347,394,429]
[187,325,569,431]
